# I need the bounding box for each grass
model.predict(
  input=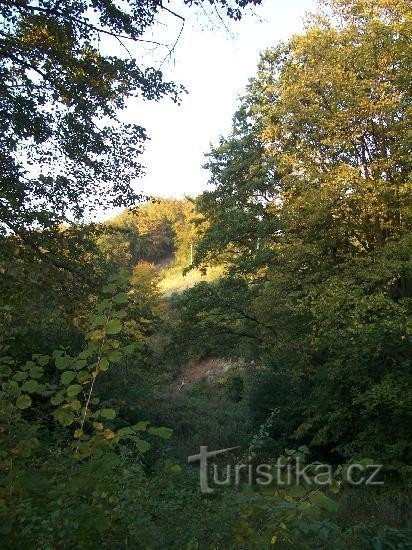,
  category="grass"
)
[158,263,224,296]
